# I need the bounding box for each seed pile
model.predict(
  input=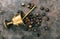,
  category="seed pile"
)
[21,2,35,9]
[24,13,50,32]
[23,6,50,37]
[23,13,42,31]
